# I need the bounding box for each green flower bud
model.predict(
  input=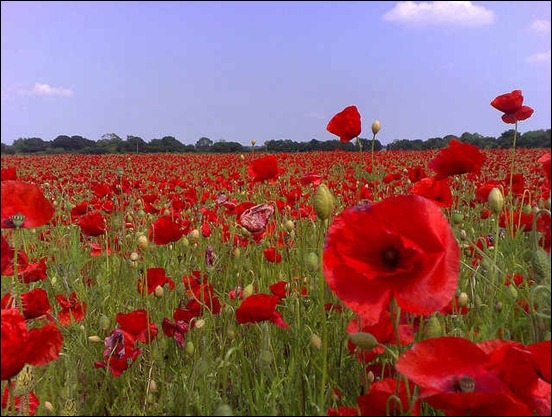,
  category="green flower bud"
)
[424,315,442,338]
[488,187,504,213]
[348,332,379,350]
[305,252,320,273]
[371,120,381,136]
[313,183,334,221]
